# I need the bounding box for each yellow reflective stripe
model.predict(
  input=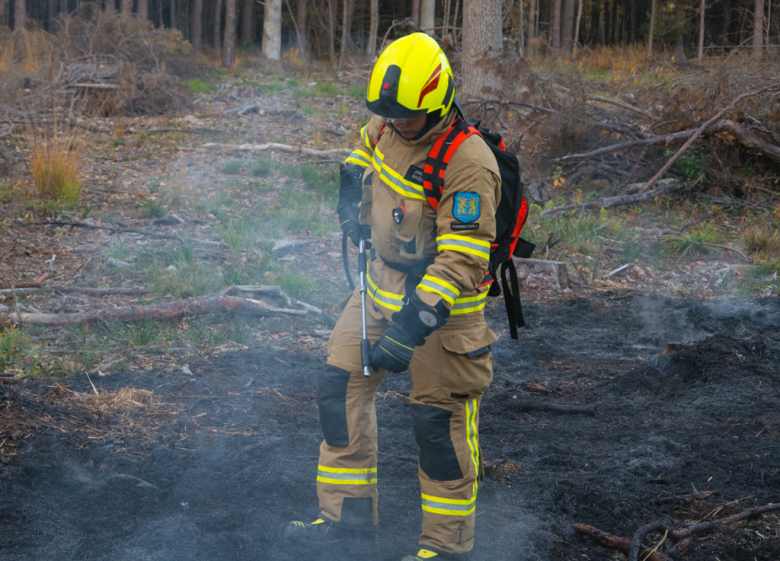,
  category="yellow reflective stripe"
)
[436,234,490,260]
[450,291,488,315]
[416,550,439,559]
[366,267,404,311]
[373,147,426,201]
[417,274,460,305]
[466,399,479,497]
[317,465,377,485]
[345,148,371,167]
[361,125,372,151]
[420,493,475,516]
